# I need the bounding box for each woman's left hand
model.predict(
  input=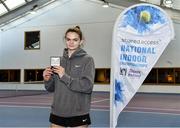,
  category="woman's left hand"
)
[52,66,65,78]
